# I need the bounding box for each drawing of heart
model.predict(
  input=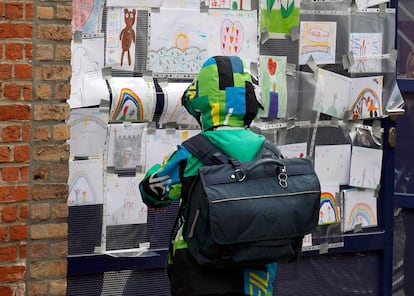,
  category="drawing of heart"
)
[268,58,277,75]
[220,19,244,55]
[72,0,94,31]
